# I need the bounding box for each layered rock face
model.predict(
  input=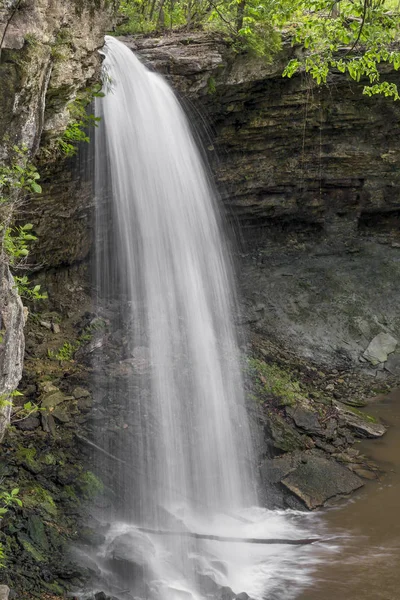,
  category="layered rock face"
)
[127,33,400,370]
[131,32,400,235]
[0,0,116,433]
